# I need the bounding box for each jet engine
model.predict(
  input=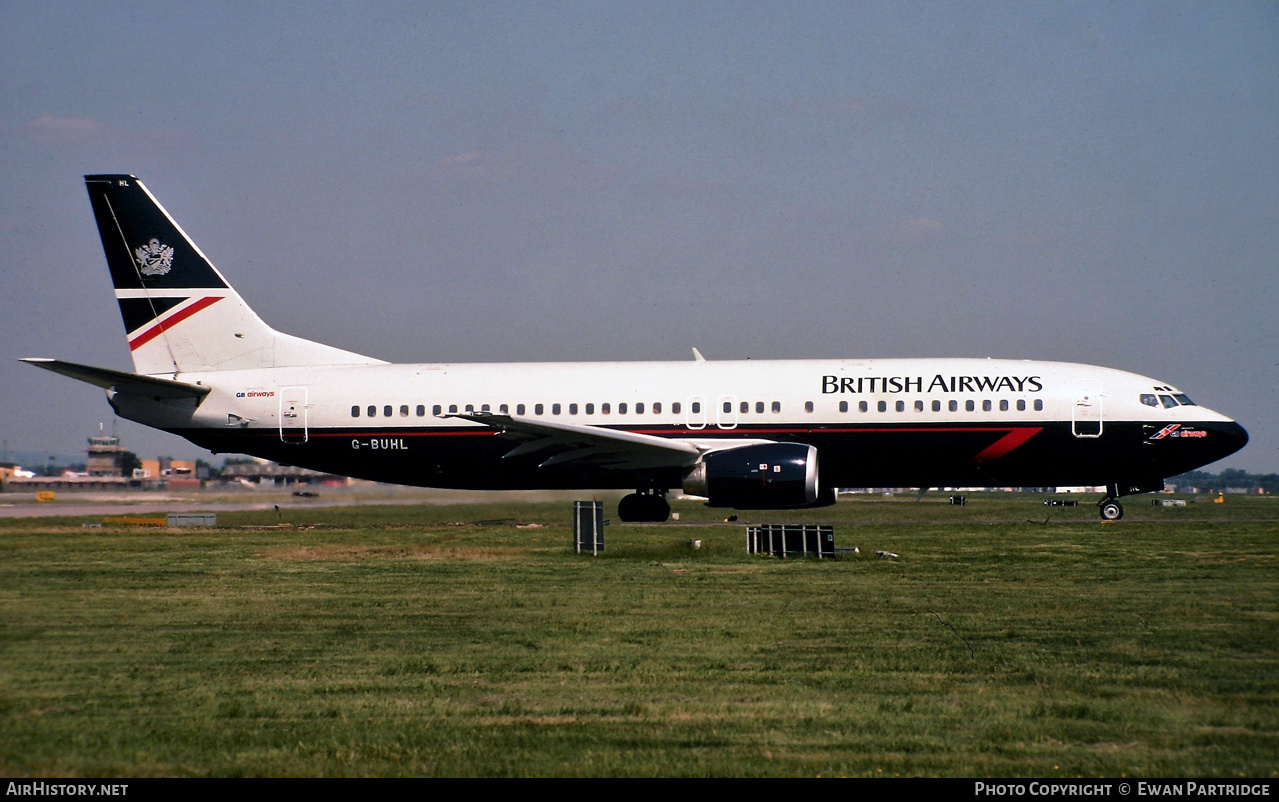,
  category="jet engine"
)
[682,442,830,509]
